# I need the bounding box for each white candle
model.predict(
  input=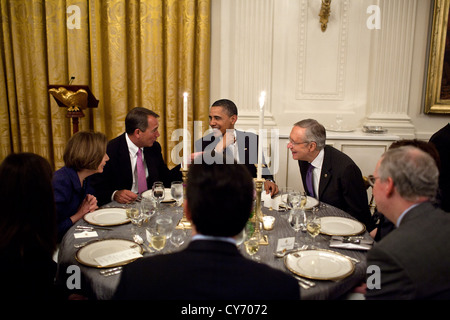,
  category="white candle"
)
[257,91,266,179]
[183,92,188,169]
